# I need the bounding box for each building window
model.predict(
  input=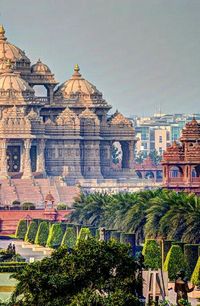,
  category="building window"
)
[159,136,162,143]
[159,147,162,154]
